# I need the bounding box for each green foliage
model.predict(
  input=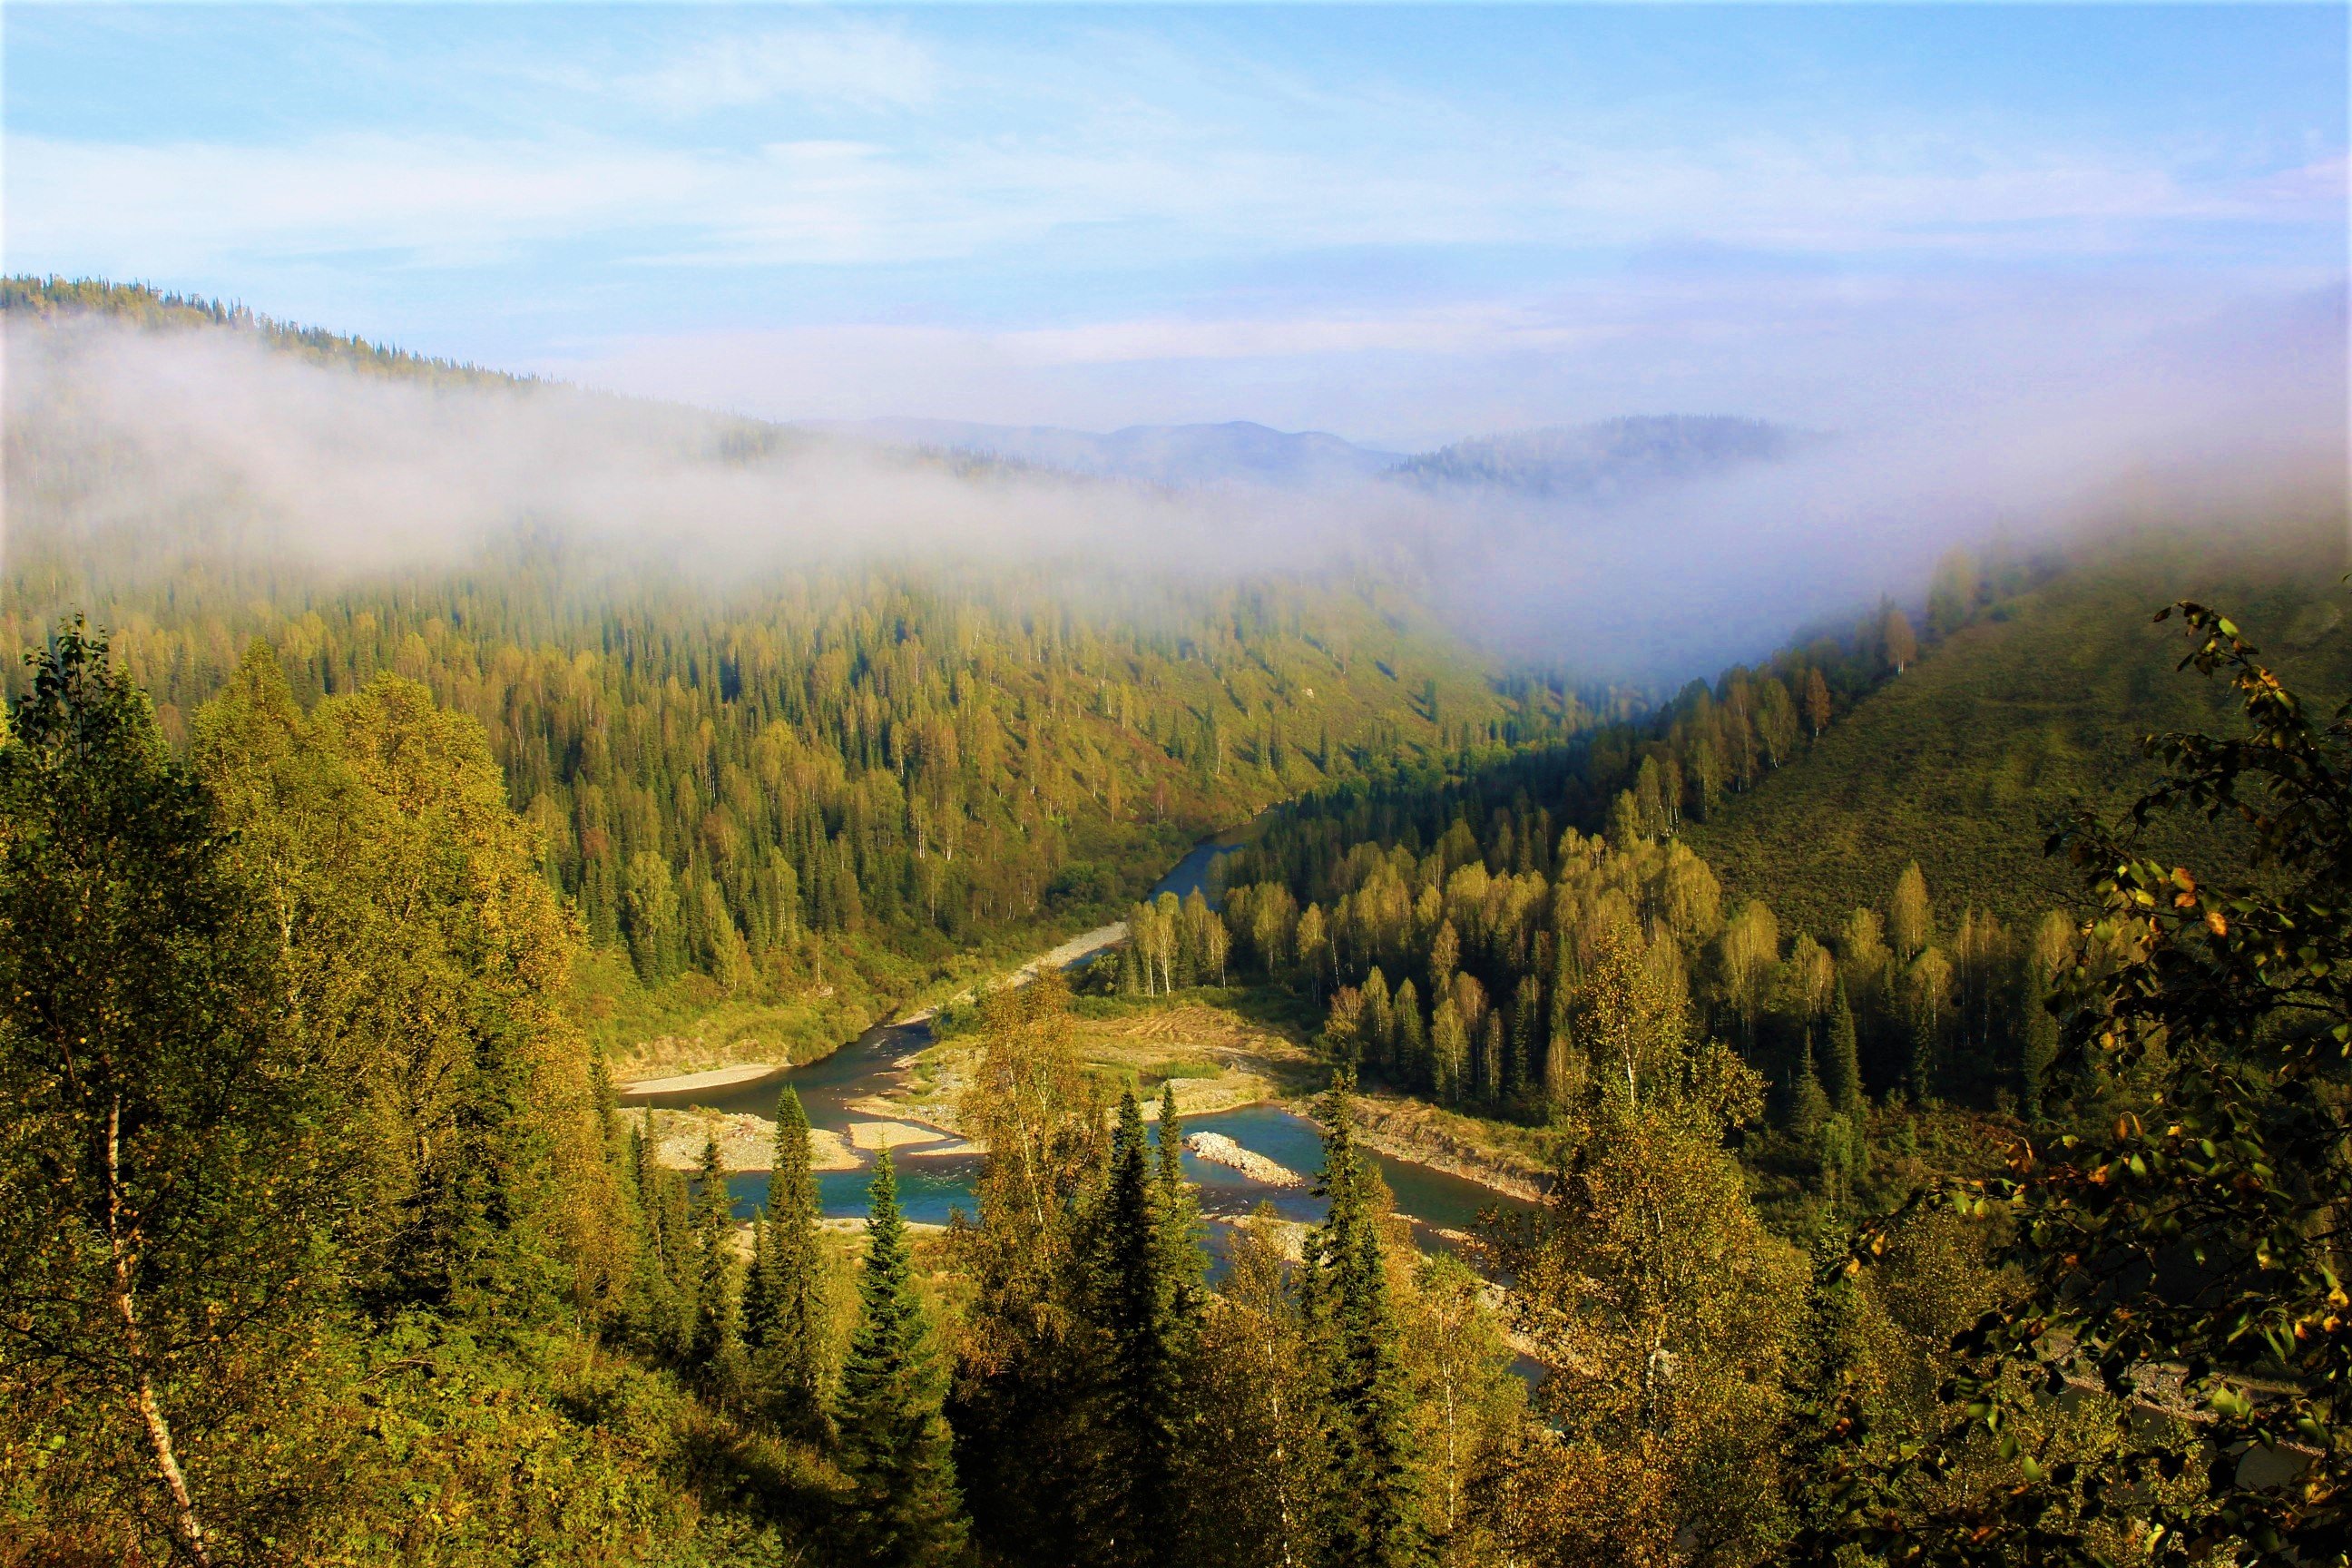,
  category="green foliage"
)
[837,1153,967,1567]
[750,1085,833,1439]
[0,621,337,1563]
[191,642,618,1323]
[1816,595,2352,1565]
[1305,1074,1424,1568]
